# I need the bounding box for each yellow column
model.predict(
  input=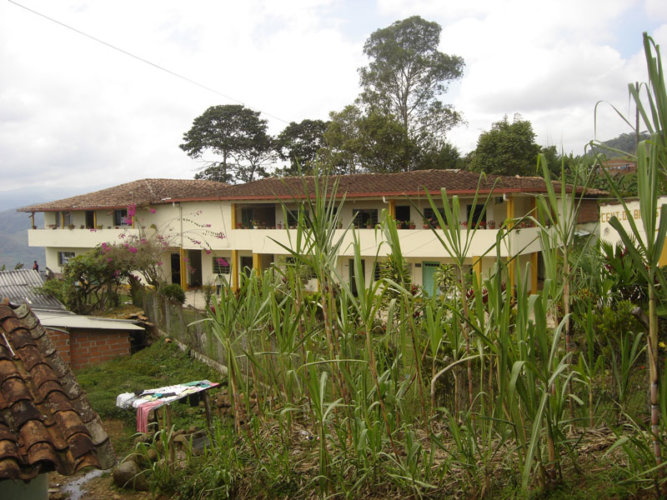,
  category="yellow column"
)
[659,236,667,267]
[531,252,539,294]
[252,253,261,277]
[388,200,396,219]
[231,250,239,292]
[30,212,35,228]
[179,248,188,291]
[472,256,482,287]
[231,203,237,229]
[93,211,97,228]
[506,196,515,228]
[506,196,515,295]
[60,212,64,228]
